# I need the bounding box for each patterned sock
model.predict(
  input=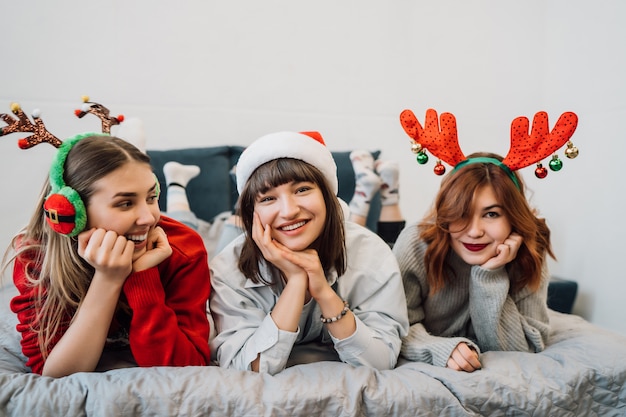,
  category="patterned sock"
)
[349,150,382,217]
[163,162,200,212]
[375,160,400,206]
